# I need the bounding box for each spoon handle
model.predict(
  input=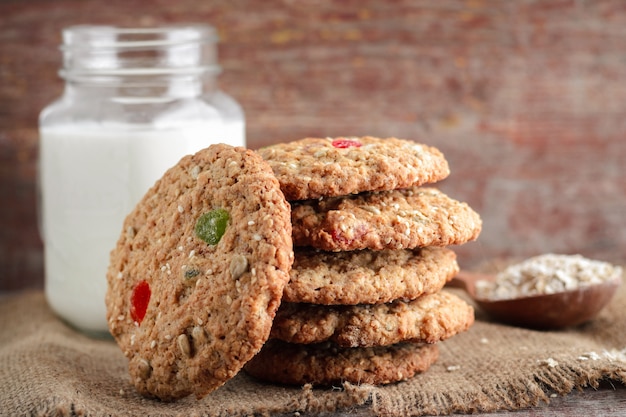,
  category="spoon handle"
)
[447,276,471,291]
[447,271,493,296]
